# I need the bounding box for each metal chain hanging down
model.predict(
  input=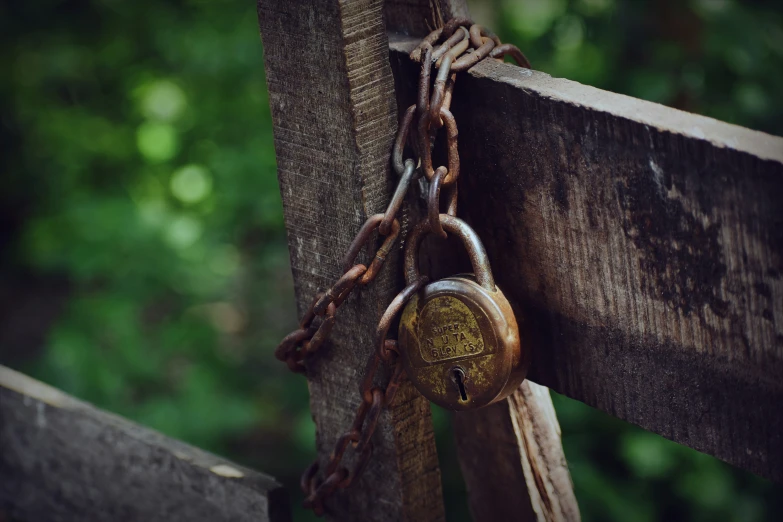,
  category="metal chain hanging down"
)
[273,18,530,516]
